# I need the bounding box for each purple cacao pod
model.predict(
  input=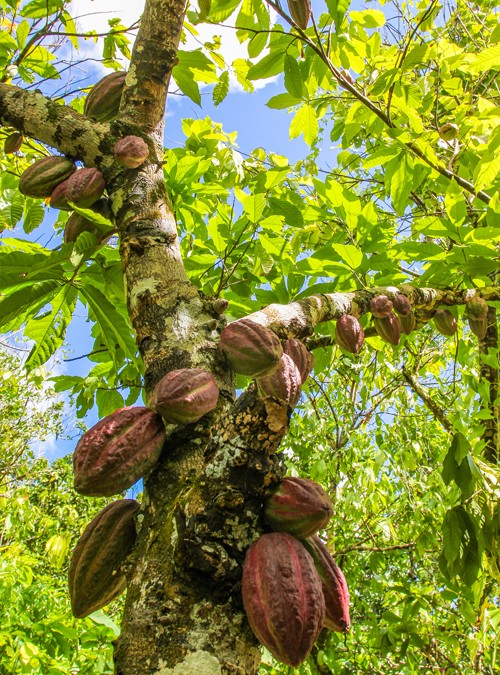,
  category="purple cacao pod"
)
[64,167,106,208]
[84,71,126,122]
[68,499,140,618]
[153,368,219,424]
[392,294,412,316]
[336,315,364,354]
[434,309,457,337]
[282,338,314,384]
[242,532,325,666]
[256,354,302,407]
[287,0,312,29]
[264,477,333,538]
[219,318,283,377]
[373,313,401,345]
[50,178,72,210]
[302,535,350,633]
[370,295,393,318]
[73,406,166,496]
[114,135,149,168]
